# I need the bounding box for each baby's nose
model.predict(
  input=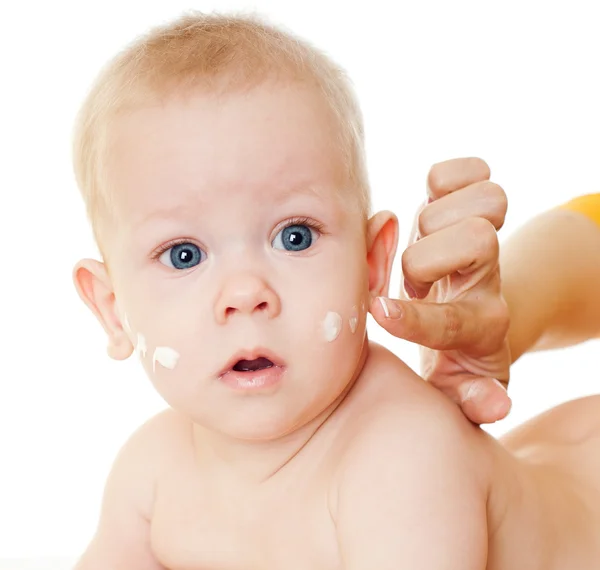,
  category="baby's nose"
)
[214,273,281,323]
